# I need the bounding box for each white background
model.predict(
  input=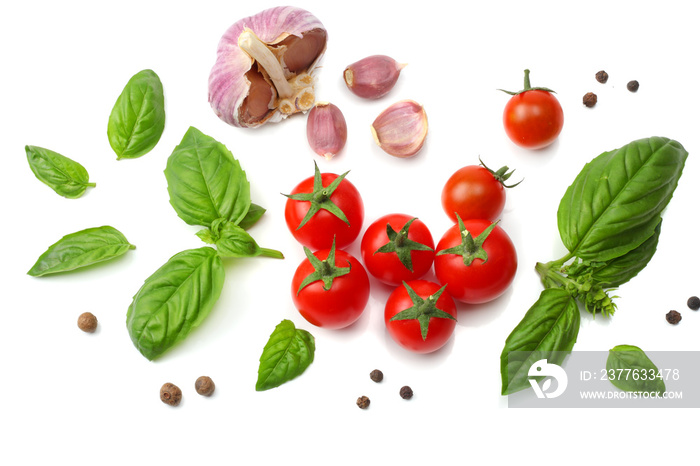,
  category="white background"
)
[2,0,698,464]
